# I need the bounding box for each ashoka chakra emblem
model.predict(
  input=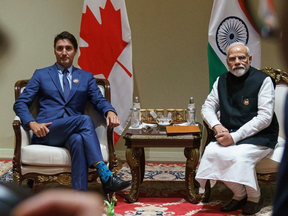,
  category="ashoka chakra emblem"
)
[216,16,249,55]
